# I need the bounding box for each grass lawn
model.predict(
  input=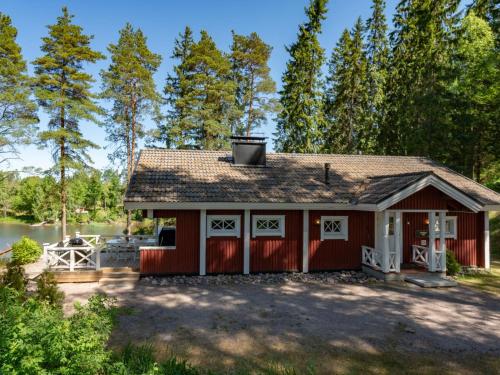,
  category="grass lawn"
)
[456,212,500,295]
[0,215,37,224]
